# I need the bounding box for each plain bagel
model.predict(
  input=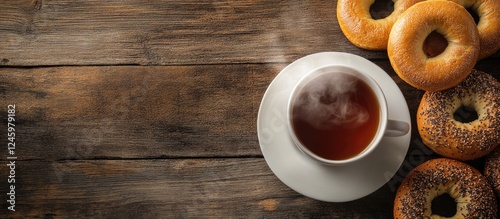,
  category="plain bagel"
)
[388,0,480,91]
[337,0,421,50]
[450,0,500,59]
[406,0,500,59]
